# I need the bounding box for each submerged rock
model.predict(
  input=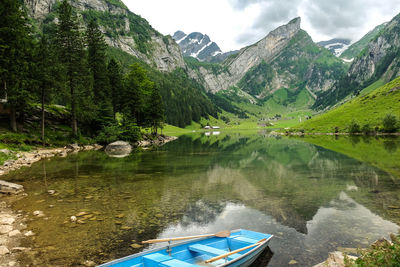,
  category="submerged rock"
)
[8,230,21,237]
[0,180,24,195]
[33,210,44,217]
[0,225,13,234]
[0,245,10,255]
[105,141,132,158]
